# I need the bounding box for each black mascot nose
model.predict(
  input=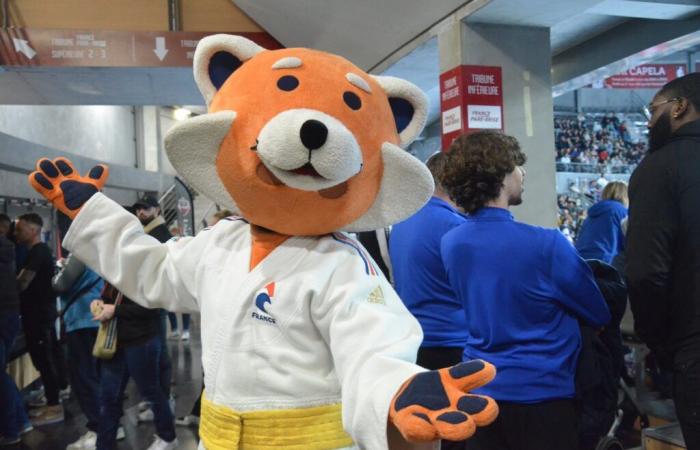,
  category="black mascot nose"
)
[300,119,328,151]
